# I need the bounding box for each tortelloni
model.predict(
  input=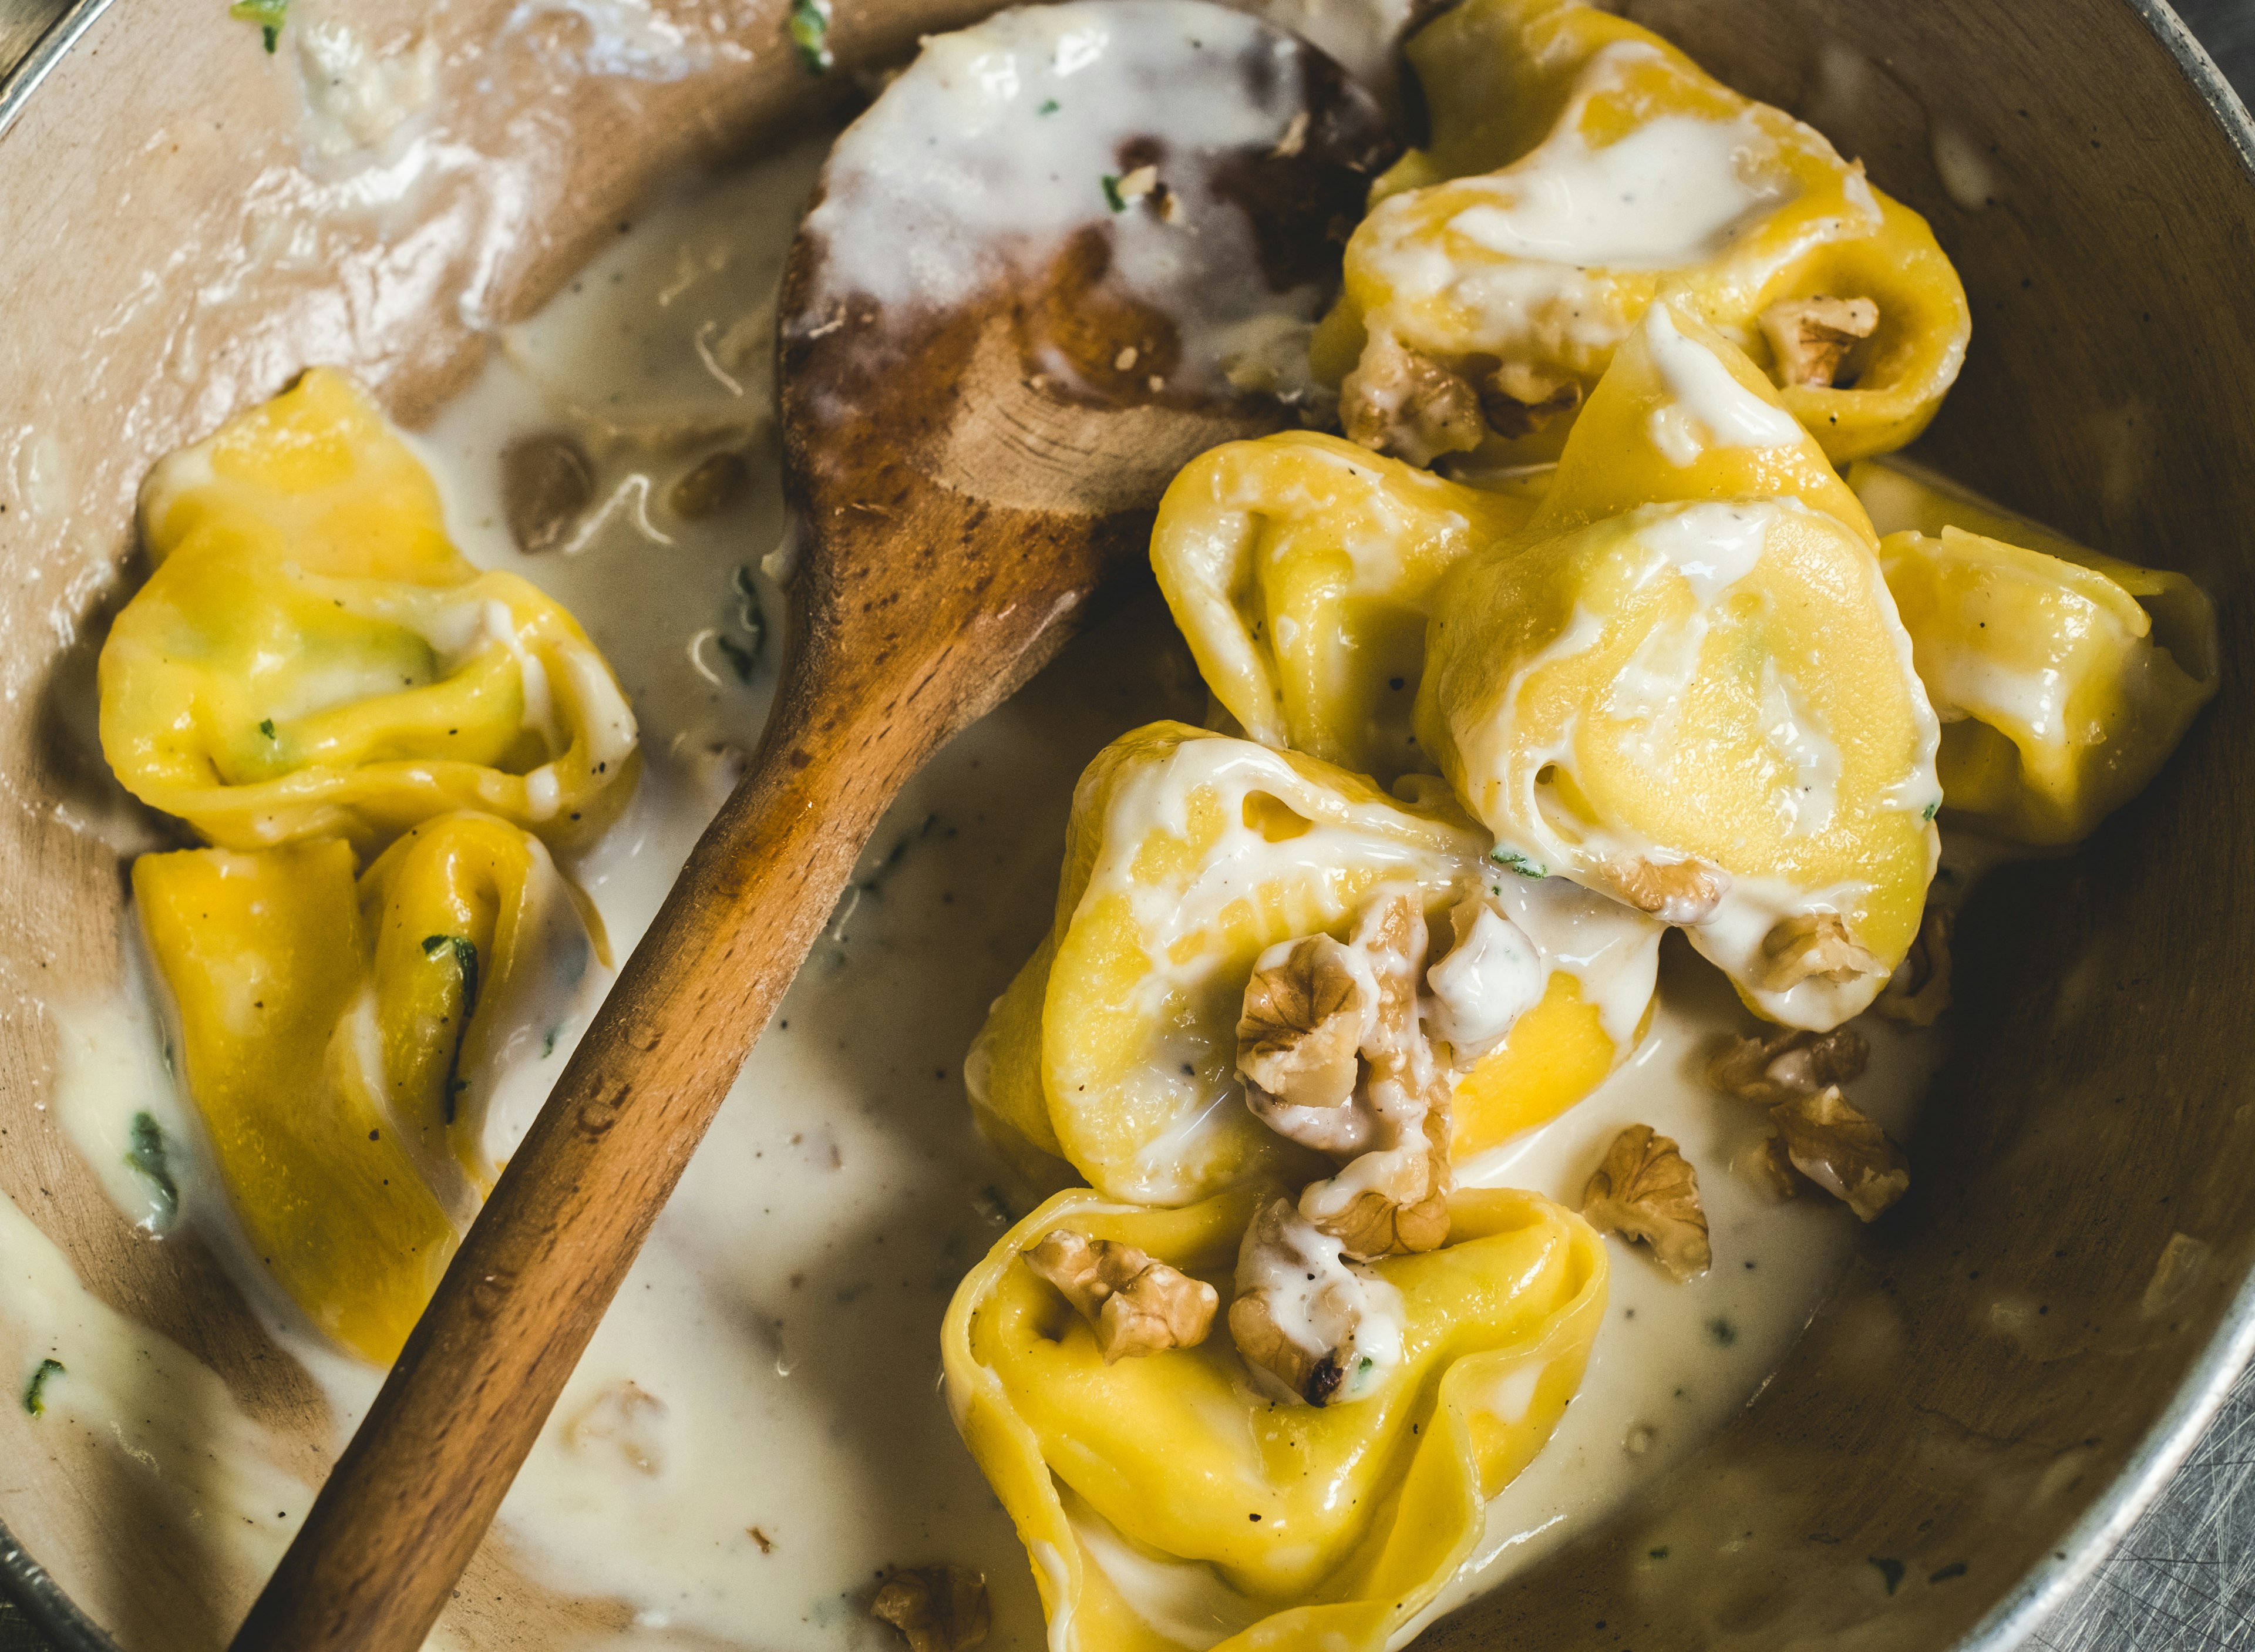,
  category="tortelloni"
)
[1418,302,1940,1030]
[1852,459,2220,846]
[943,1183,1607,1652]
[1149,431,1546,785]
[965,722,1662,1204]
[134,812,610,1362]
[1314,0,1969,469]
[101,368,640,856]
